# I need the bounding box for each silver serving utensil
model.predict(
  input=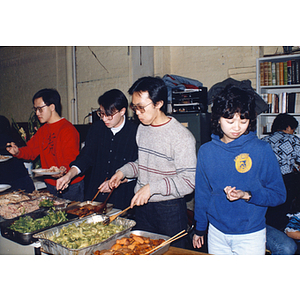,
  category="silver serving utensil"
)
[102,205,132,226]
